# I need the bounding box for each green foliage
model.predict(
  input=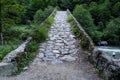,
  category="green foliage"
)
[34,6,54,24]
[67,15,81,38]
[67,15,73,22]
[58,0,76,10]
[26,41,39,53]
[67,15,89,49]
[16,40,39,73]
[0,44,17,61]
[34,9,45,24]
[73,5,95,32]
[103,18,120,45]
[45,16,54,25]
[89,0,111,26]
[44,6,54,18]
[73,5,102,43]
[72,1,120,46]
[111,2,120,17]
[33,26,48,43]
[96,66,103,74]
[90,30,104,44]
[72,25,81,37]
[80,37,89,49]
